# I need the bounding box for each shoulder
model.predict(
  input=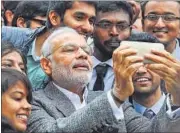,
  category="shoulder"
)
[2,26,34,39]
[2,26,35,48]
